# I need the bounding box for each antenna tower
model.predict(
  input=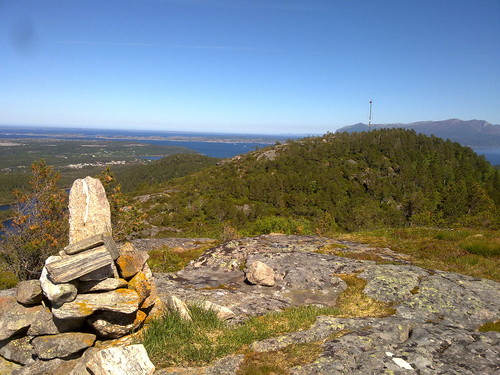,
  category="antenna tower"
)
[368,100,373,131]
